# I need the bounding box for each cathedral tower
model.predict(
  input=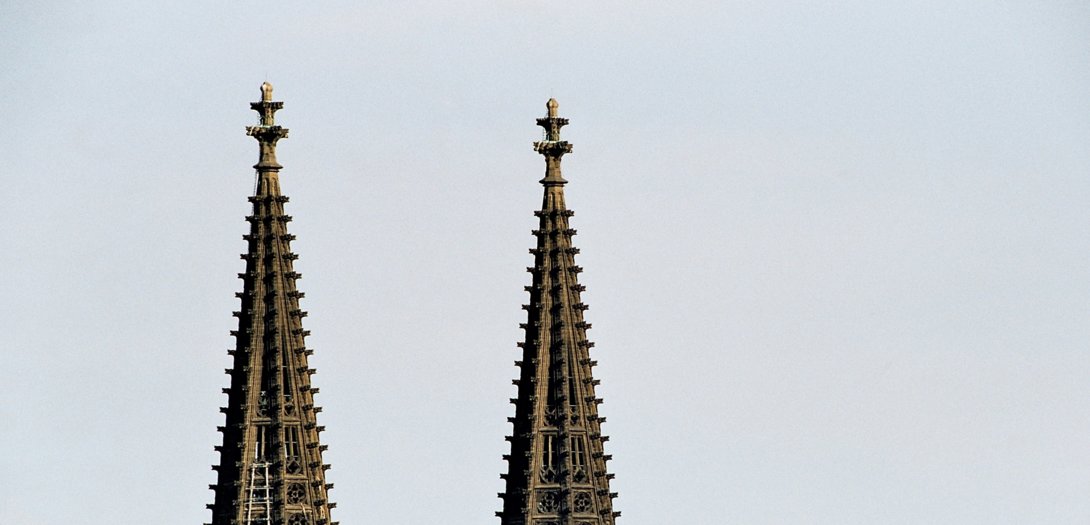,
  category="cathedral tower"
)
[498,100,621,525]
[206,83,337,525]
